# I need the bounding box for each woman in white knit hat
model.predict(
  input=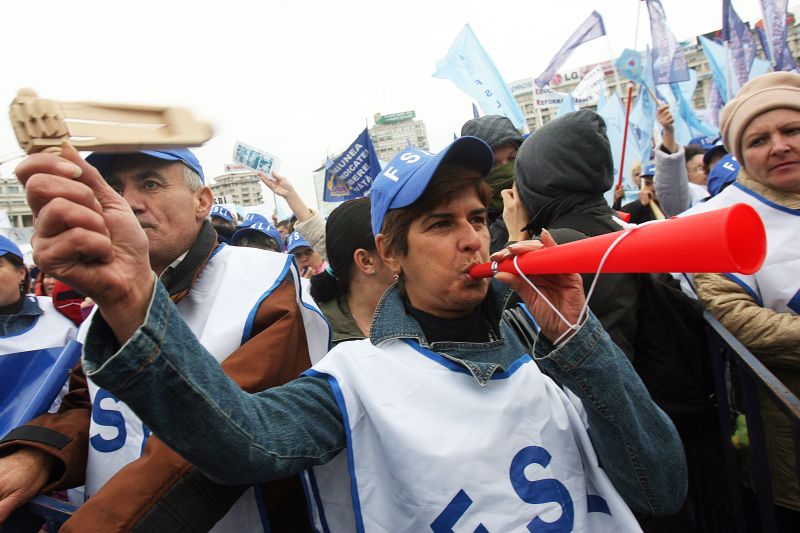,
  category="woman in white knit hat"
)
[688,71,800,529]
